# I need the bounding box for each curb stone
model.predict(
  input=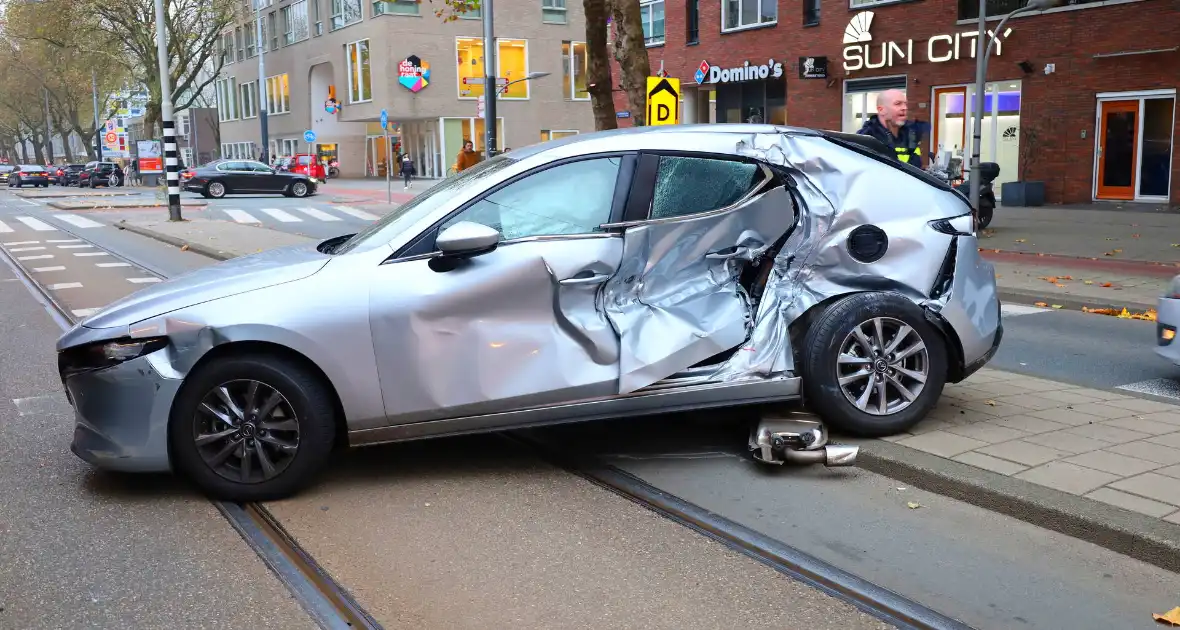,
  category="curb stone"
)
[997,288,1157,314]
[115,221,233,261]
[844,437,1180,574]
